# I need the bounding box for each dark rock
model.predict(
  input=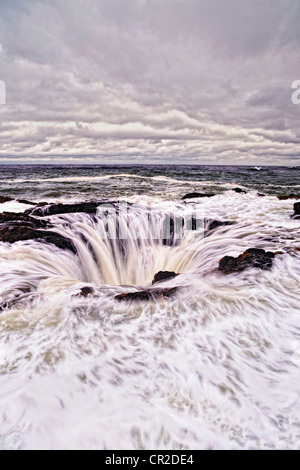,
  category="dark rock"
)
[232,188,247,194]
[292,202,300,219]
[182,193,215,200]
[0,196,13,204]
[152,271,179,285]
[277,194,300,201]
[76,287,94,298]
[0,196,36,205]
[218,248,276,274]
[115,287,178,302]
[35,202,49,207]
[17,199,36,205]
[0,212,49,229]
[0,224,77,254]
[25,201,115,217]
[206,220,234,232]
